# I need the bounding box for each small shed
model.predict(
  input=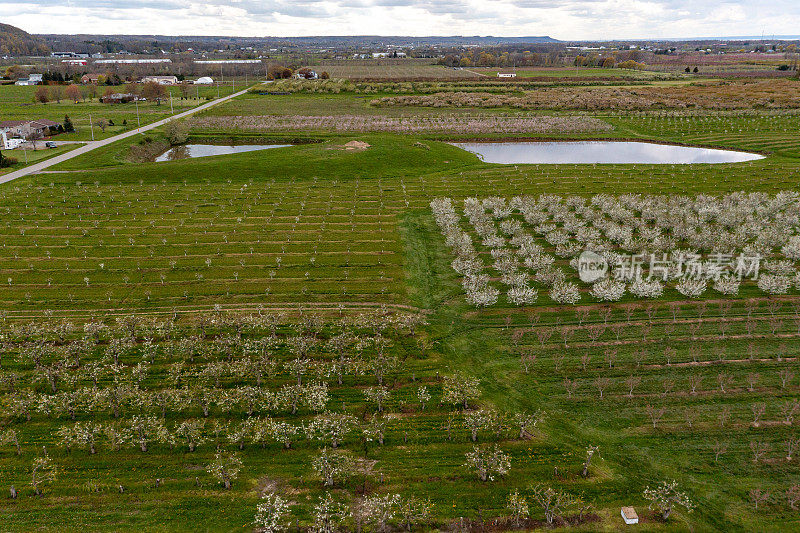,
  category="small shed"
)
[621,506,639,525]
